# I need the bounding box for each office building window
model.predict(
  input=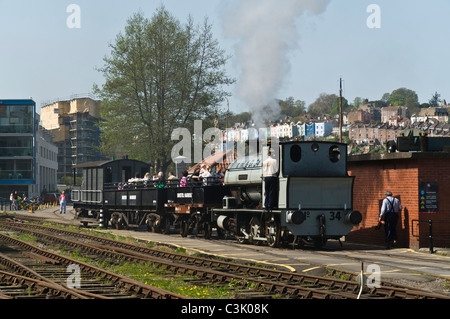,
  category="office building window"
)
[0,104,34,133]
